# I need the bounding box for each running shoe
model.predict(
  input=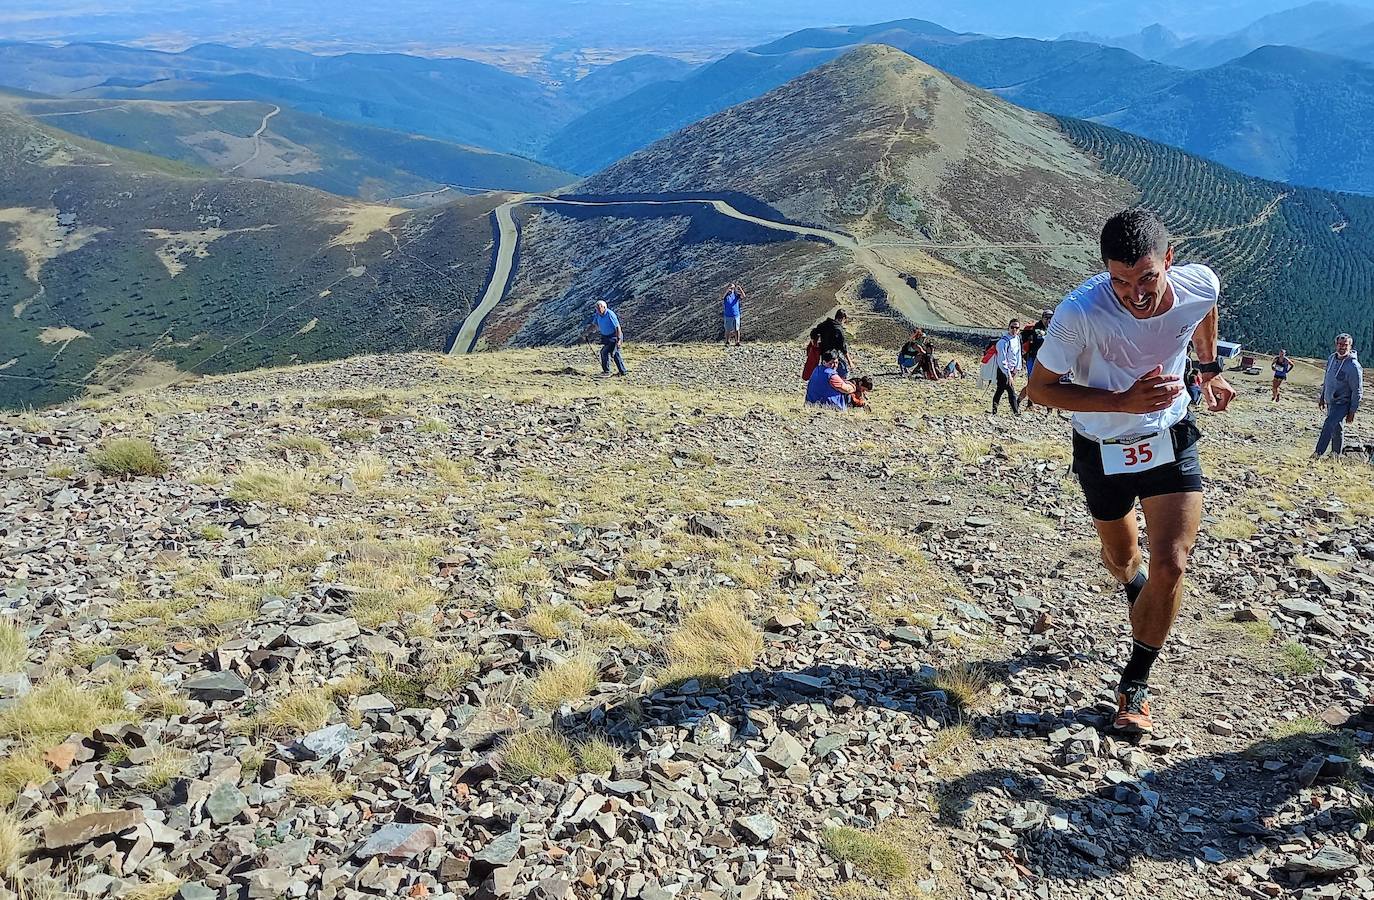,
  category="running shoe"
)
[1113,684,1154,734]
